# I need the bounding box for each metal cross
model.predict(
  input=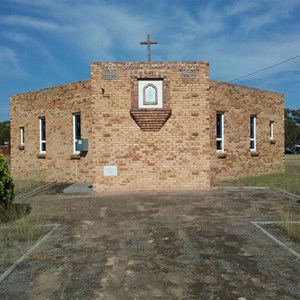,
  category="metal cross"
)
[140,34,157,63]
